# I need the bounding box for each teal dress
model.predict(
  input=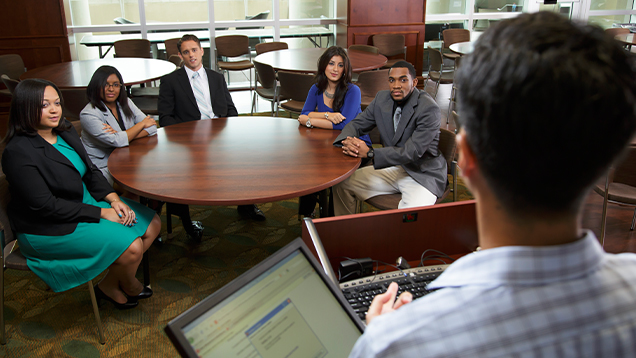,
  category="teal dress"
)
[16,136,154,293]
